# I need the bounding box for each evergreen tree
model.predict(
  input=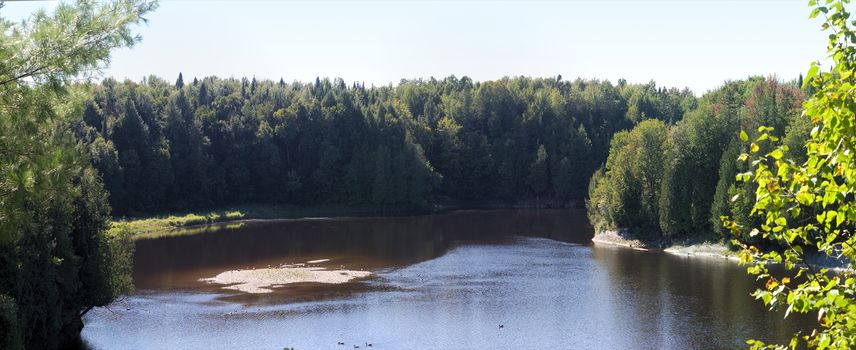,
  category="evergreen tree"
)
[0,1,155,348]
[80,75,698,213]
[175,72,184,89]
